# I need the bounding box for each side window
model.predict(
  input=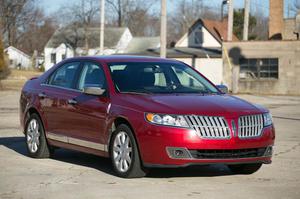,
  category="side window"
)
[48,62,80,89]
[78,62,106,90]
